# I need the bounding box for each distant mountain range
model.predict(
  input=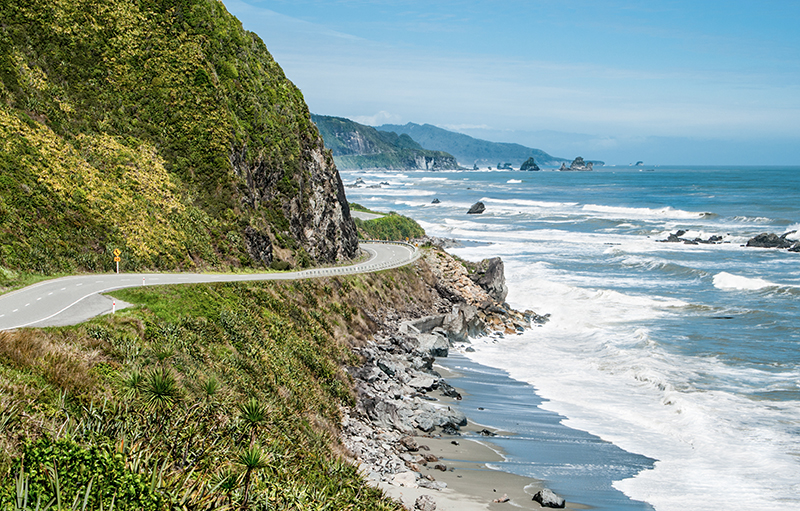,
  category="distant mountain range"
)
[311,115,460,170]
[376,122,570,167]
